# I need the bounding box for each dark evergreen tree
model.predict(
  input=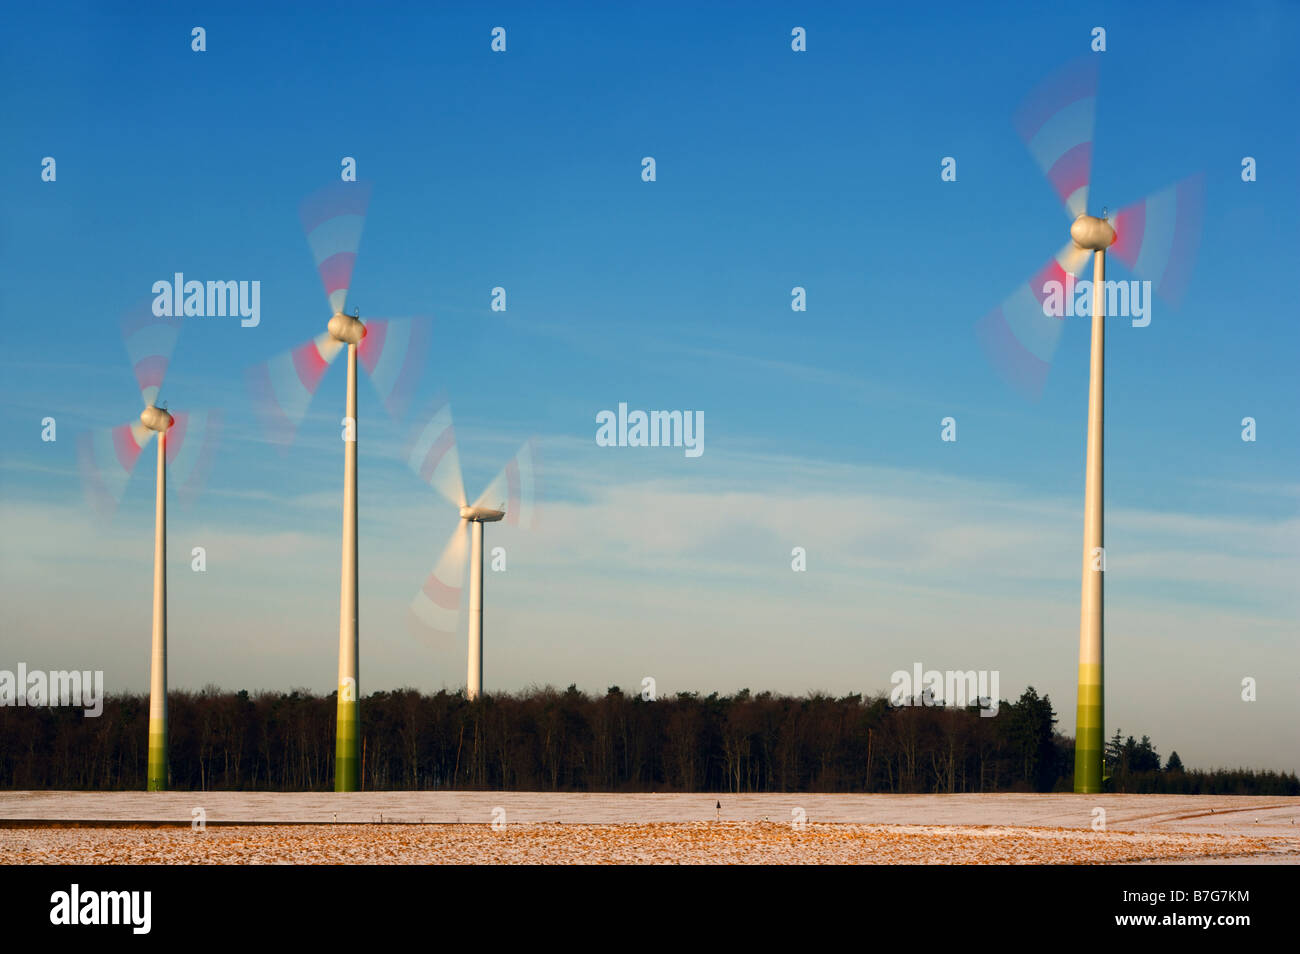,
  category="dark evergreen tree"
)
[1105,728,1125,776]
